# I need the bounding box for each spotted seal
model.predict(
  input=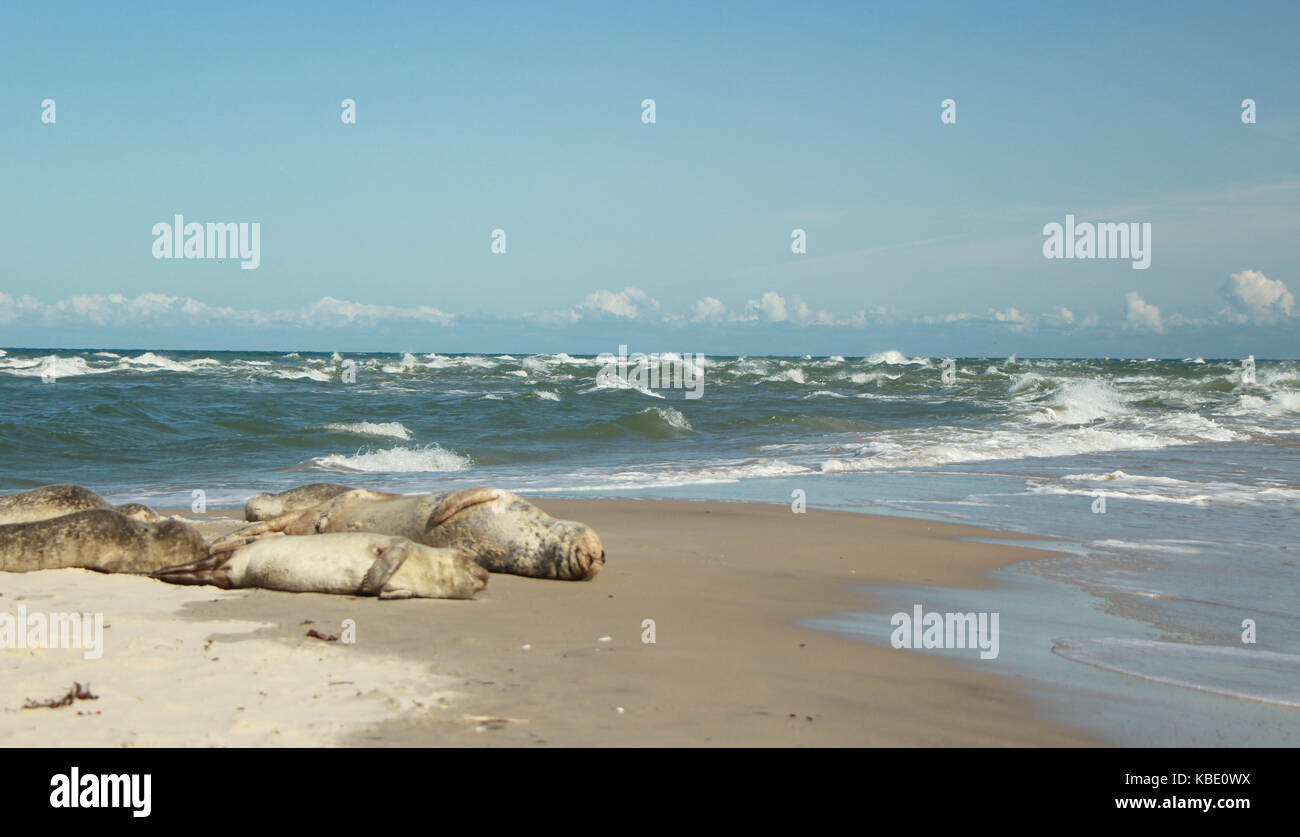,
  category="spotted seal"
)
[0,509,206,574]
[243,483,357,521]
[211,488,604,580]
[0,484,161,526]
